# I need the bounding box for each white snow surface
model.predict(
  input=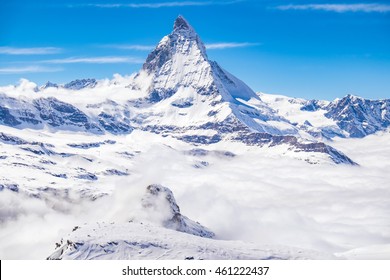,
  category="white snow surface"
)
[48,221,336,260]
[259,93,334,127]
[258,92,345,139]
